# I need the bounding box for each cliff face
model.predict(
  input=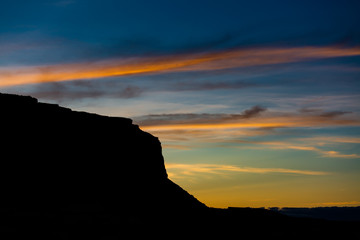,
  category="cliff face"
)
[0,93,205,211]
